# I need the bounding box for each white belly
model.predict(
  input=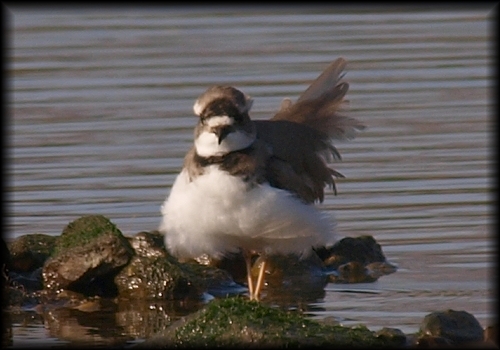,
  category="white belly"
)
[160,165,336,259]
